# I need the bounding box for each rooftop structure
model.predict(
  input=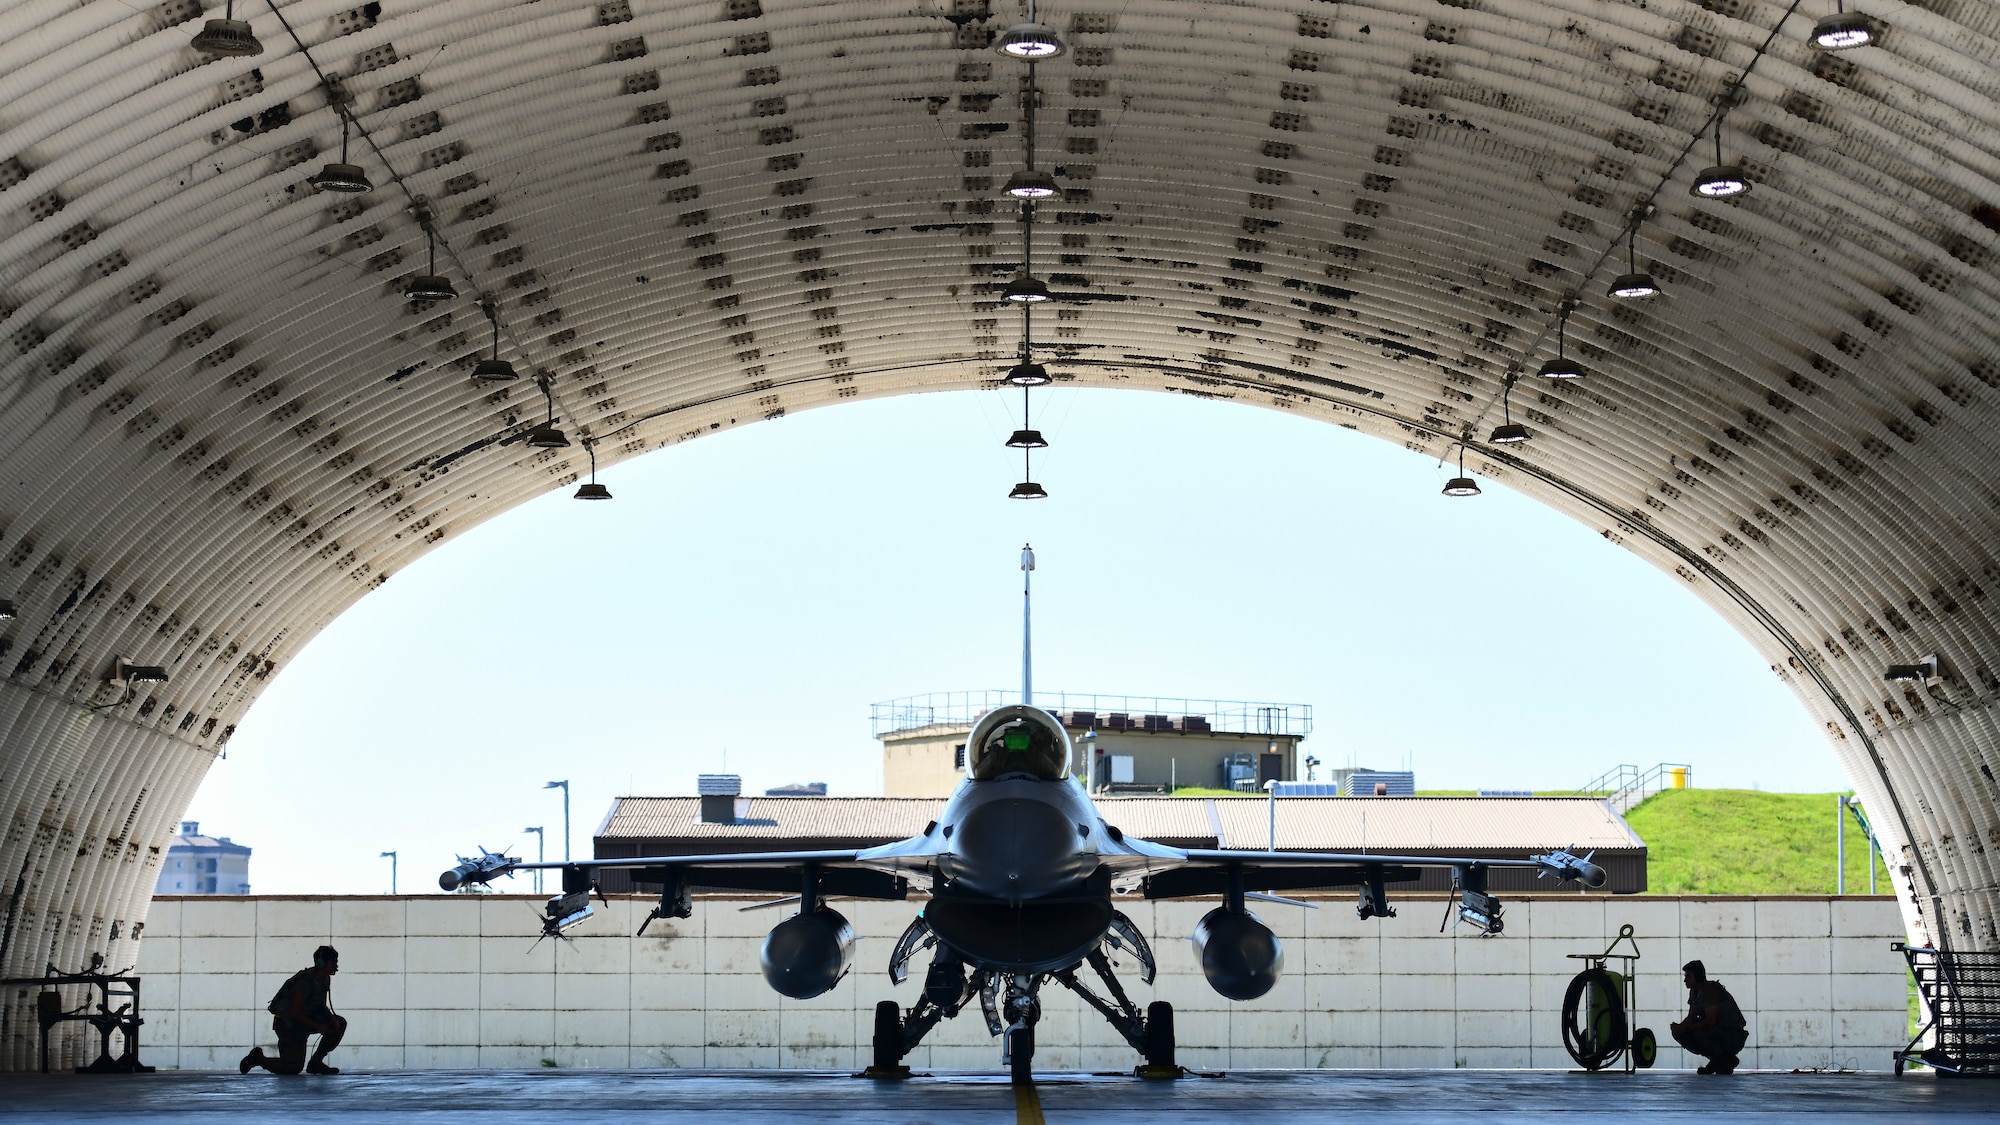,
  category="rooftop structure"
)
[872,691,1312,738]
[153,821,251,896]
[874,690,1314,797]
